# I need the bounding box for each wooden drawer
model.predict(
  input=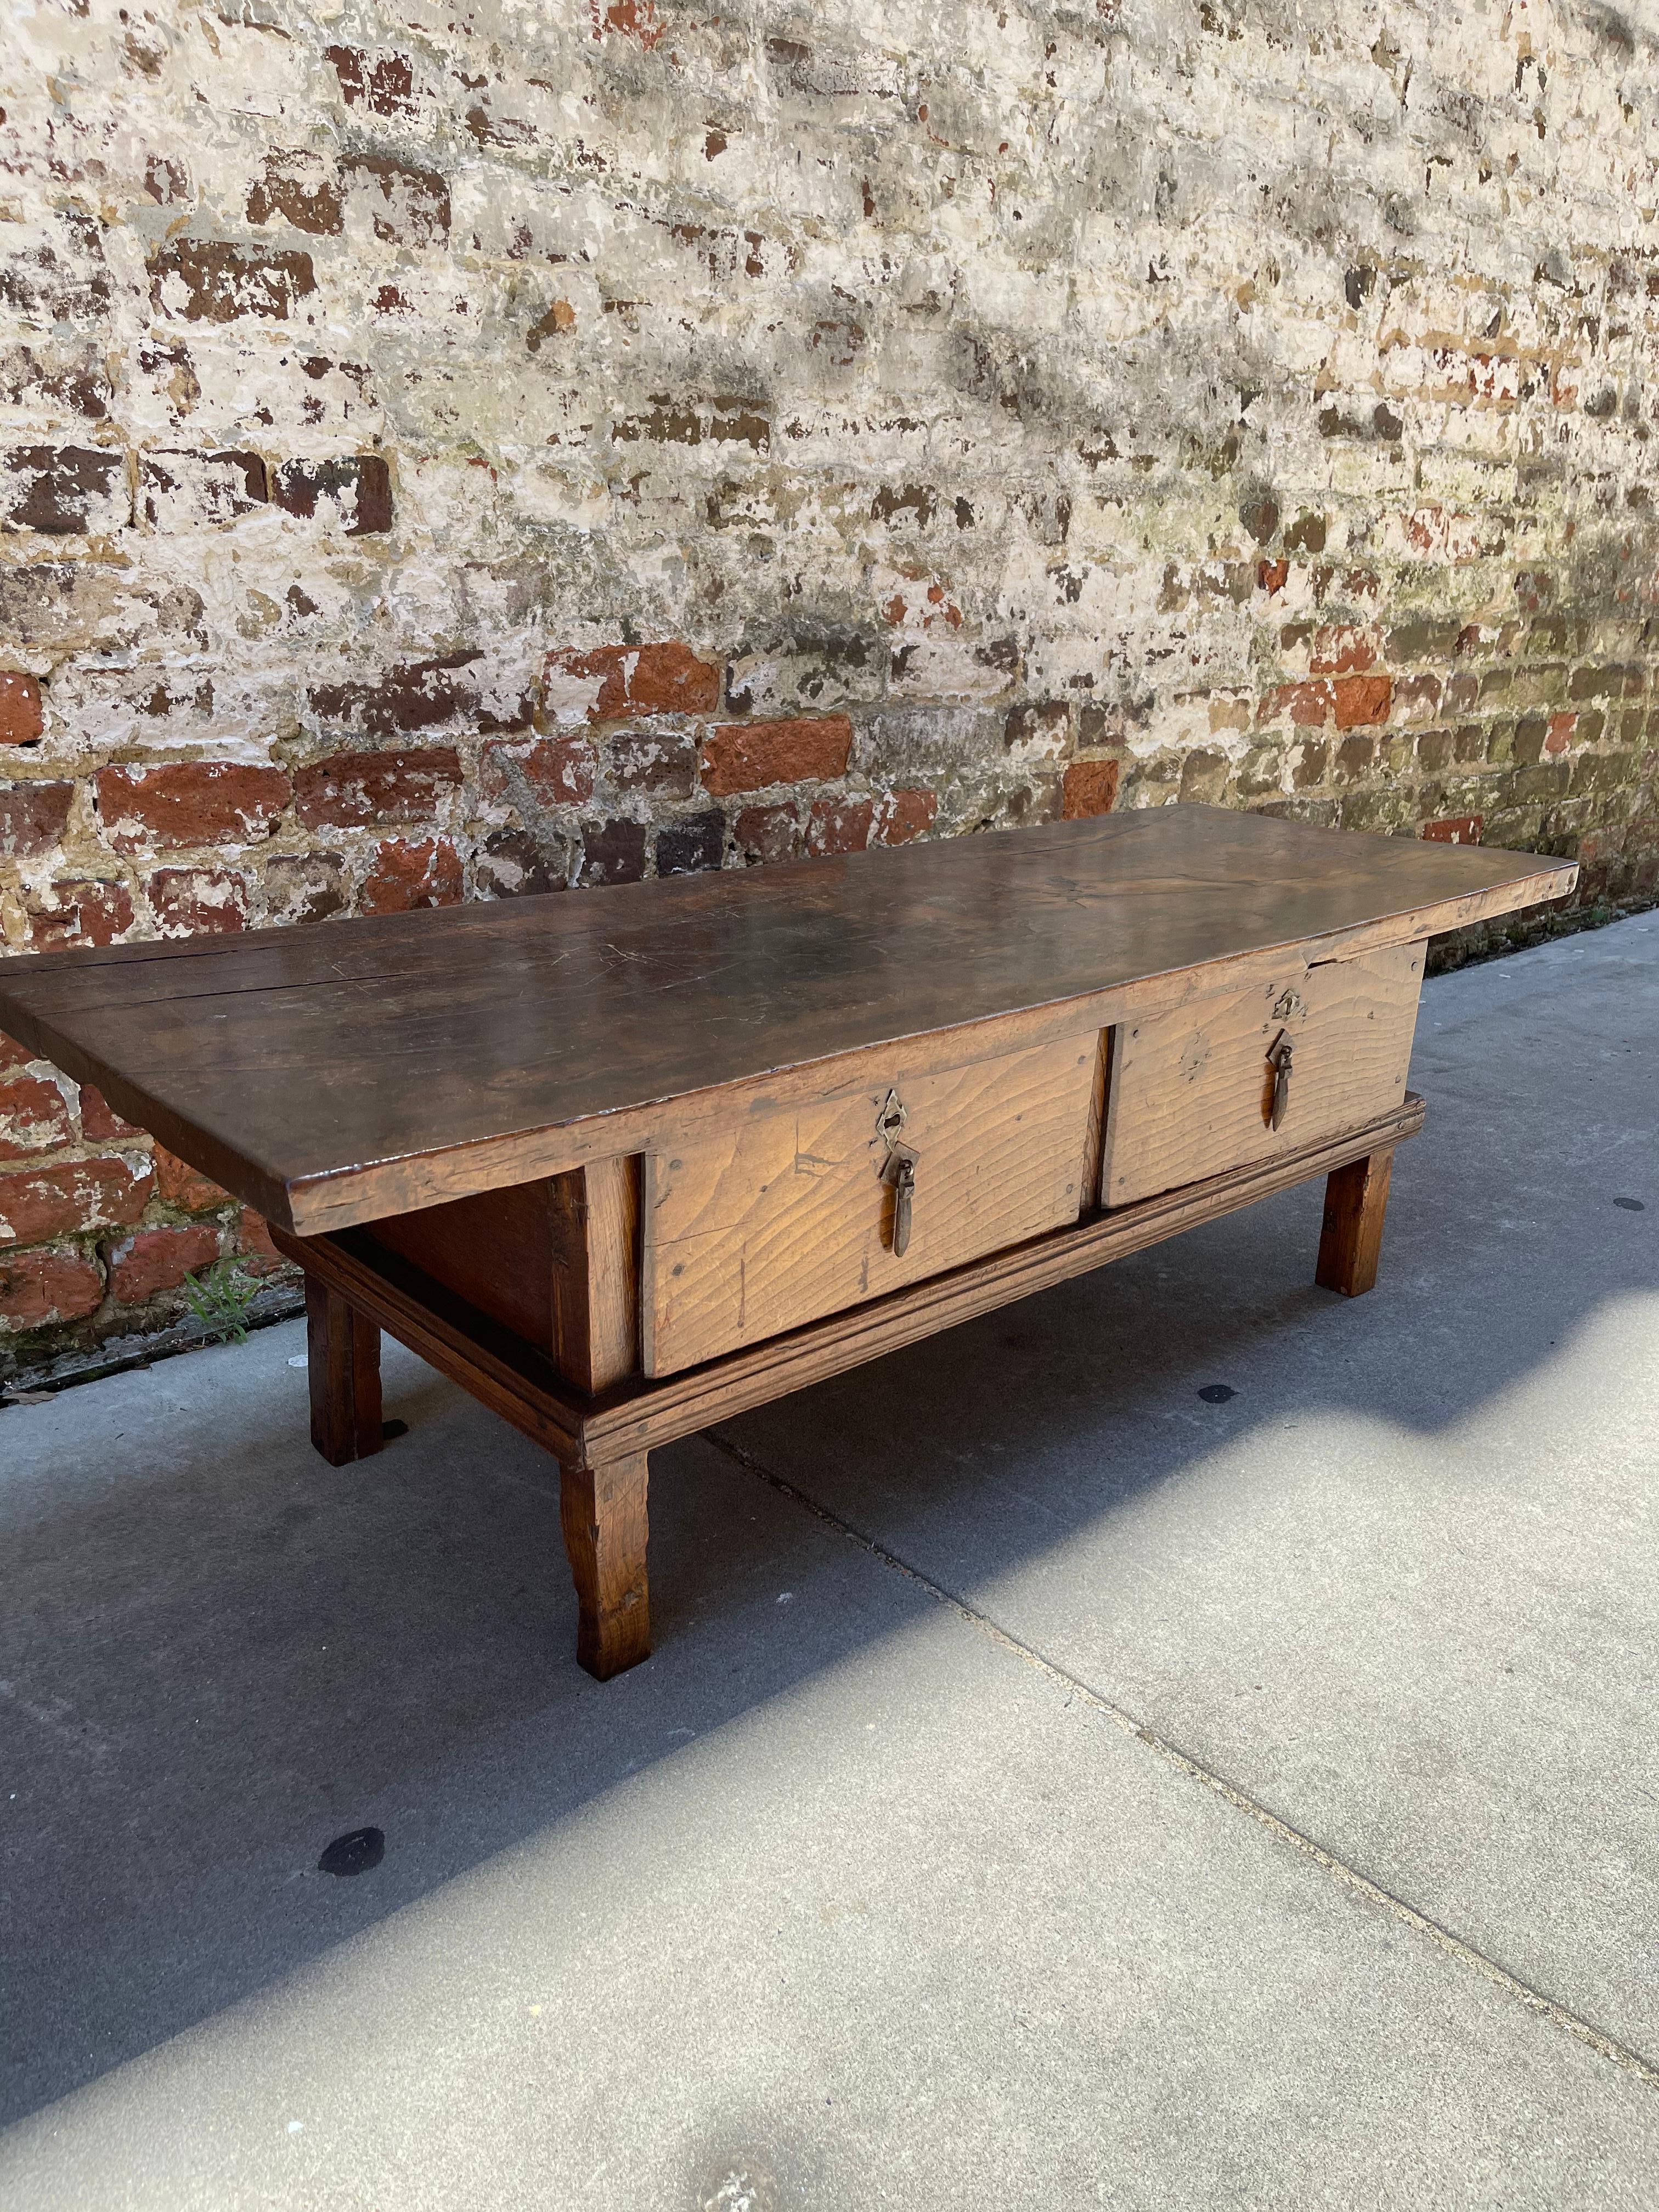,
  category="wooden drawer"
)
[1099,942,1423,1207]
[641,1031,1104,1376]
